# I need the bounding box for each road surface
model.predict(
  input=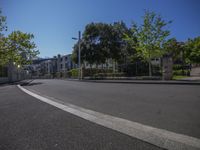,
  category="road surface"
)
[0,85,163,150]
[23,79,200,139]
